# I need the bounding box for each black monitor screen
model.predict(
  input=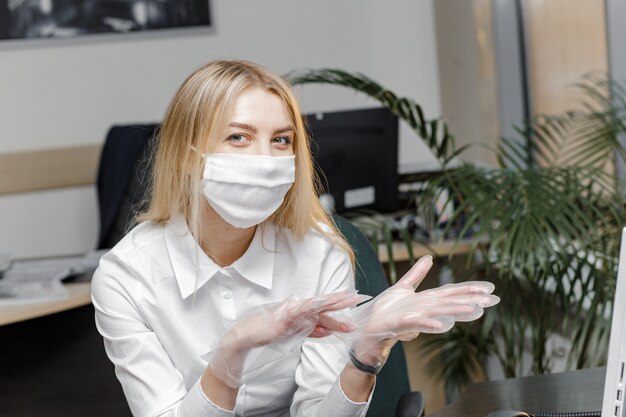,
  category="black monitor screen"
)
[305,107,399,214]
